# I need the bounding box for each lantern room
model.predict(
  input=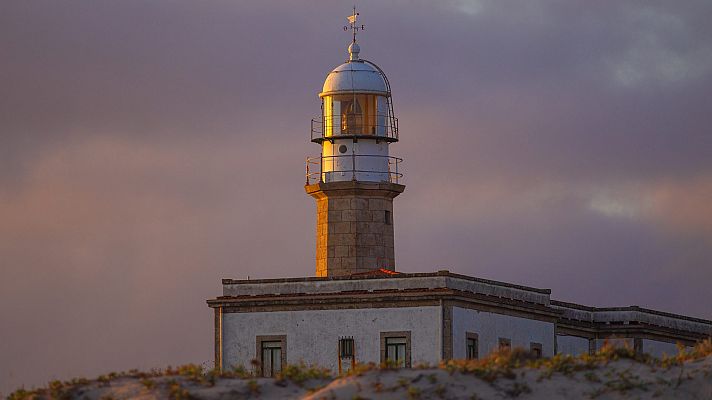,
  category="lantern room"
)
[307,41,402,184]
[314,42,398,141]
